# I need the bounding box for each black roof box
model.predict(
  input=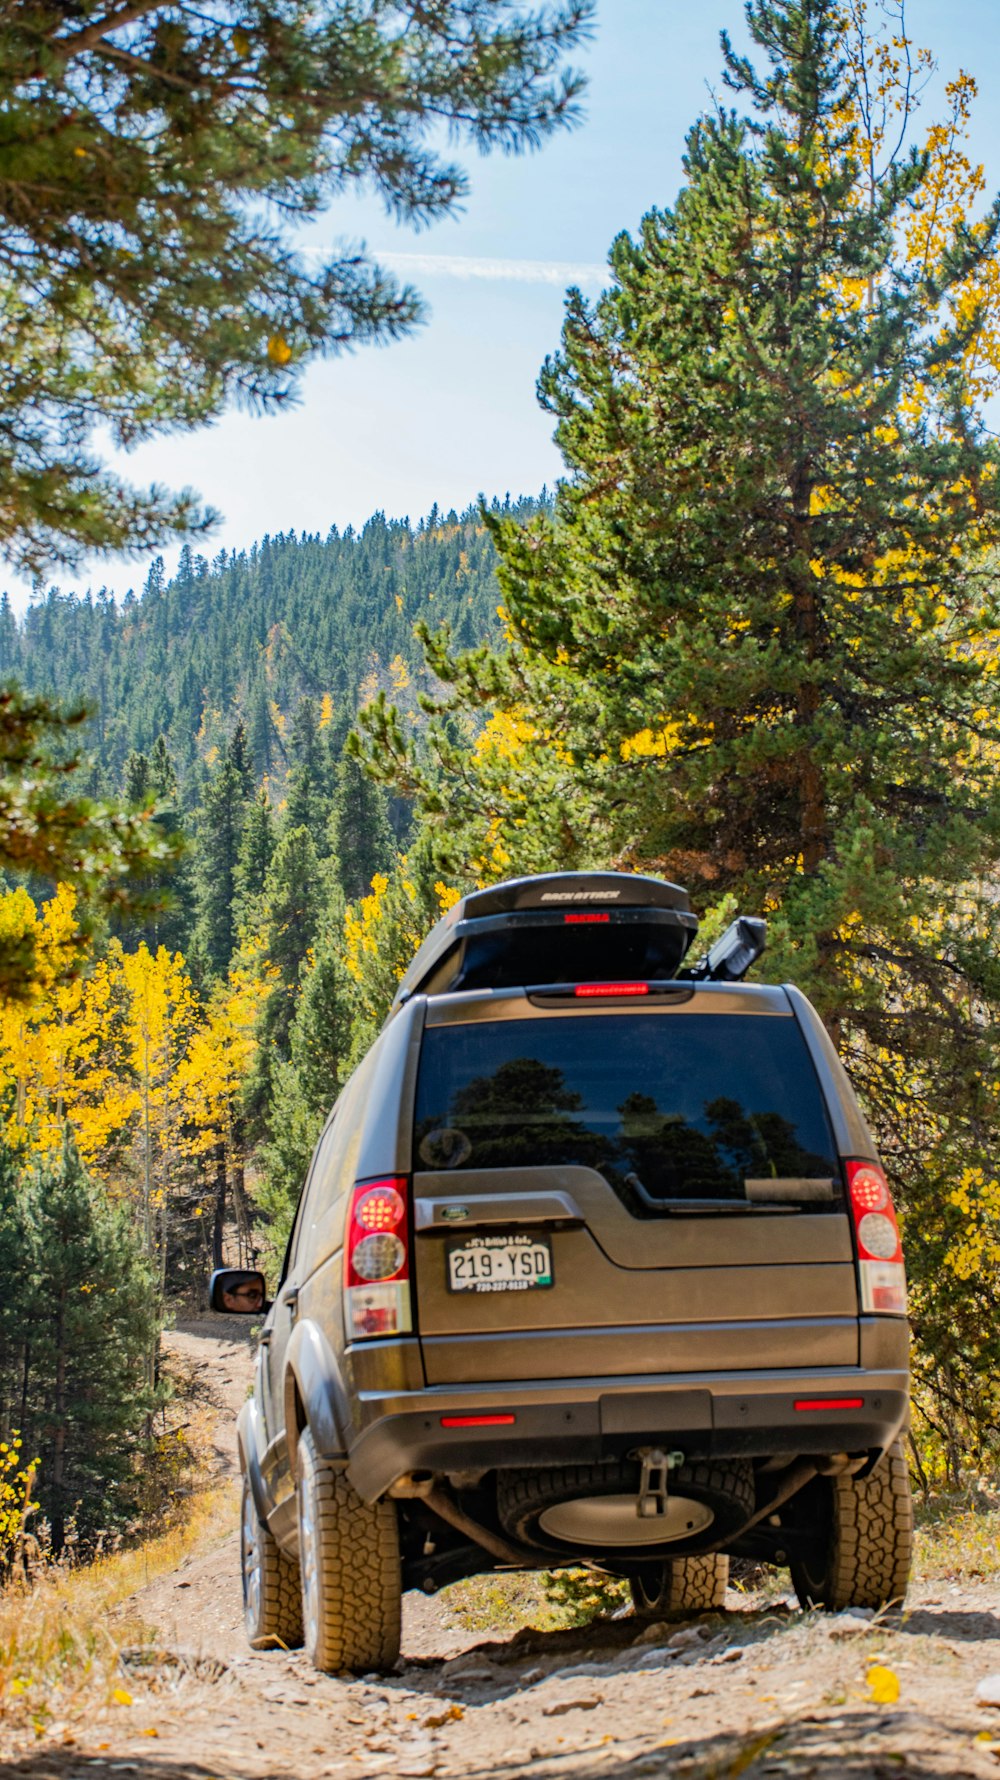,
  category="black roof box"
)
[390,871,698,1013]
